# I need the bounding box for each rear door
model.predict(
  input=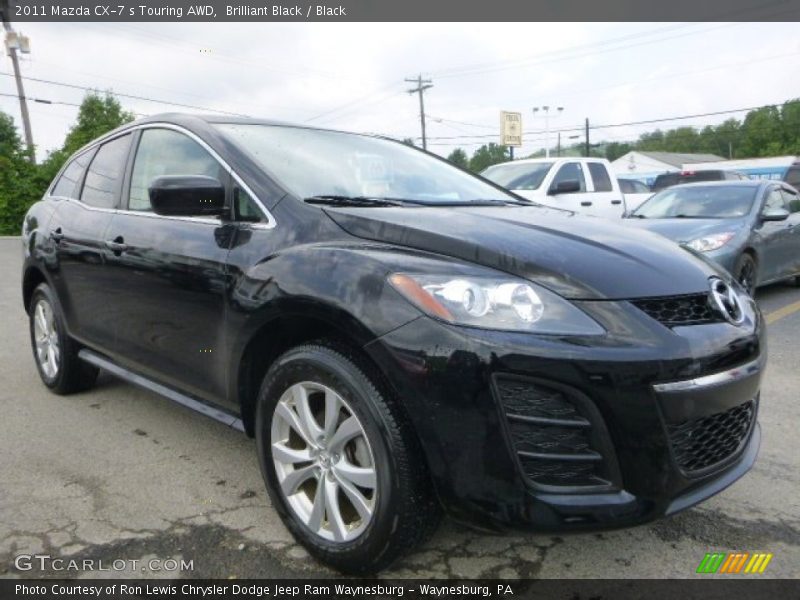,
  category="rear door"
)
[102,127,233,404]
[585,161,625,217]
[48,135,132,351]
